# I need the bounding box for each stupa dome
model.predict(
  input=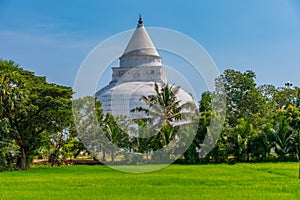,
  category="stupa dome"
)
[97,81,194,118]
